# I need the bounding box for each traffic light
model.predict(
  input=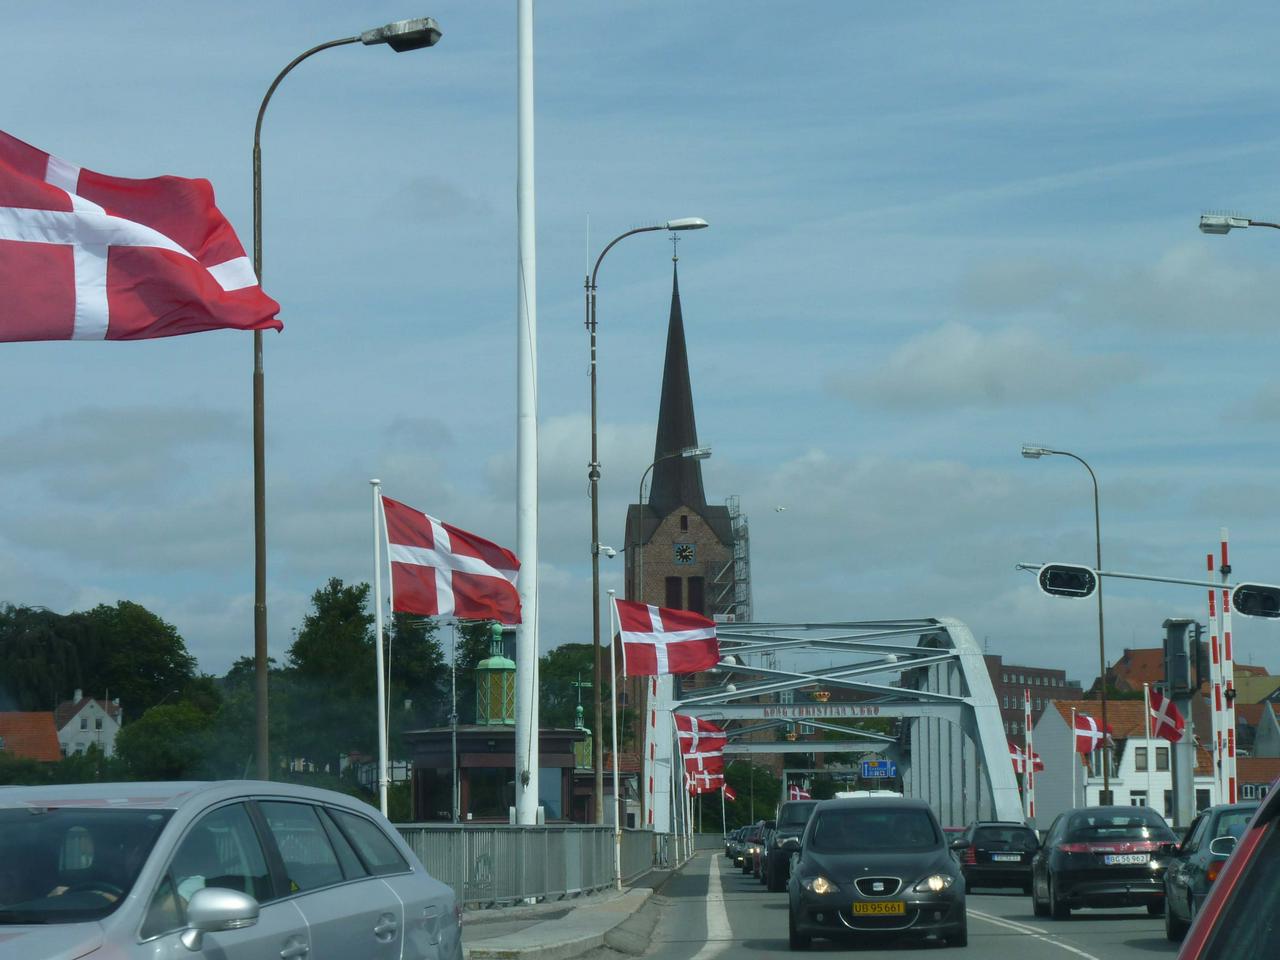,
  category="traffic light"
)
[1232,583,1280,619]
[1163,618,1195,695]
[1037,563,1097,598]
